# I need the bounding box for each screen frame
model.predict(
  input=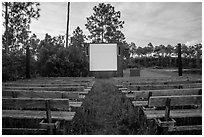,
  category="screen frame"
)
[89,43,118,71]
